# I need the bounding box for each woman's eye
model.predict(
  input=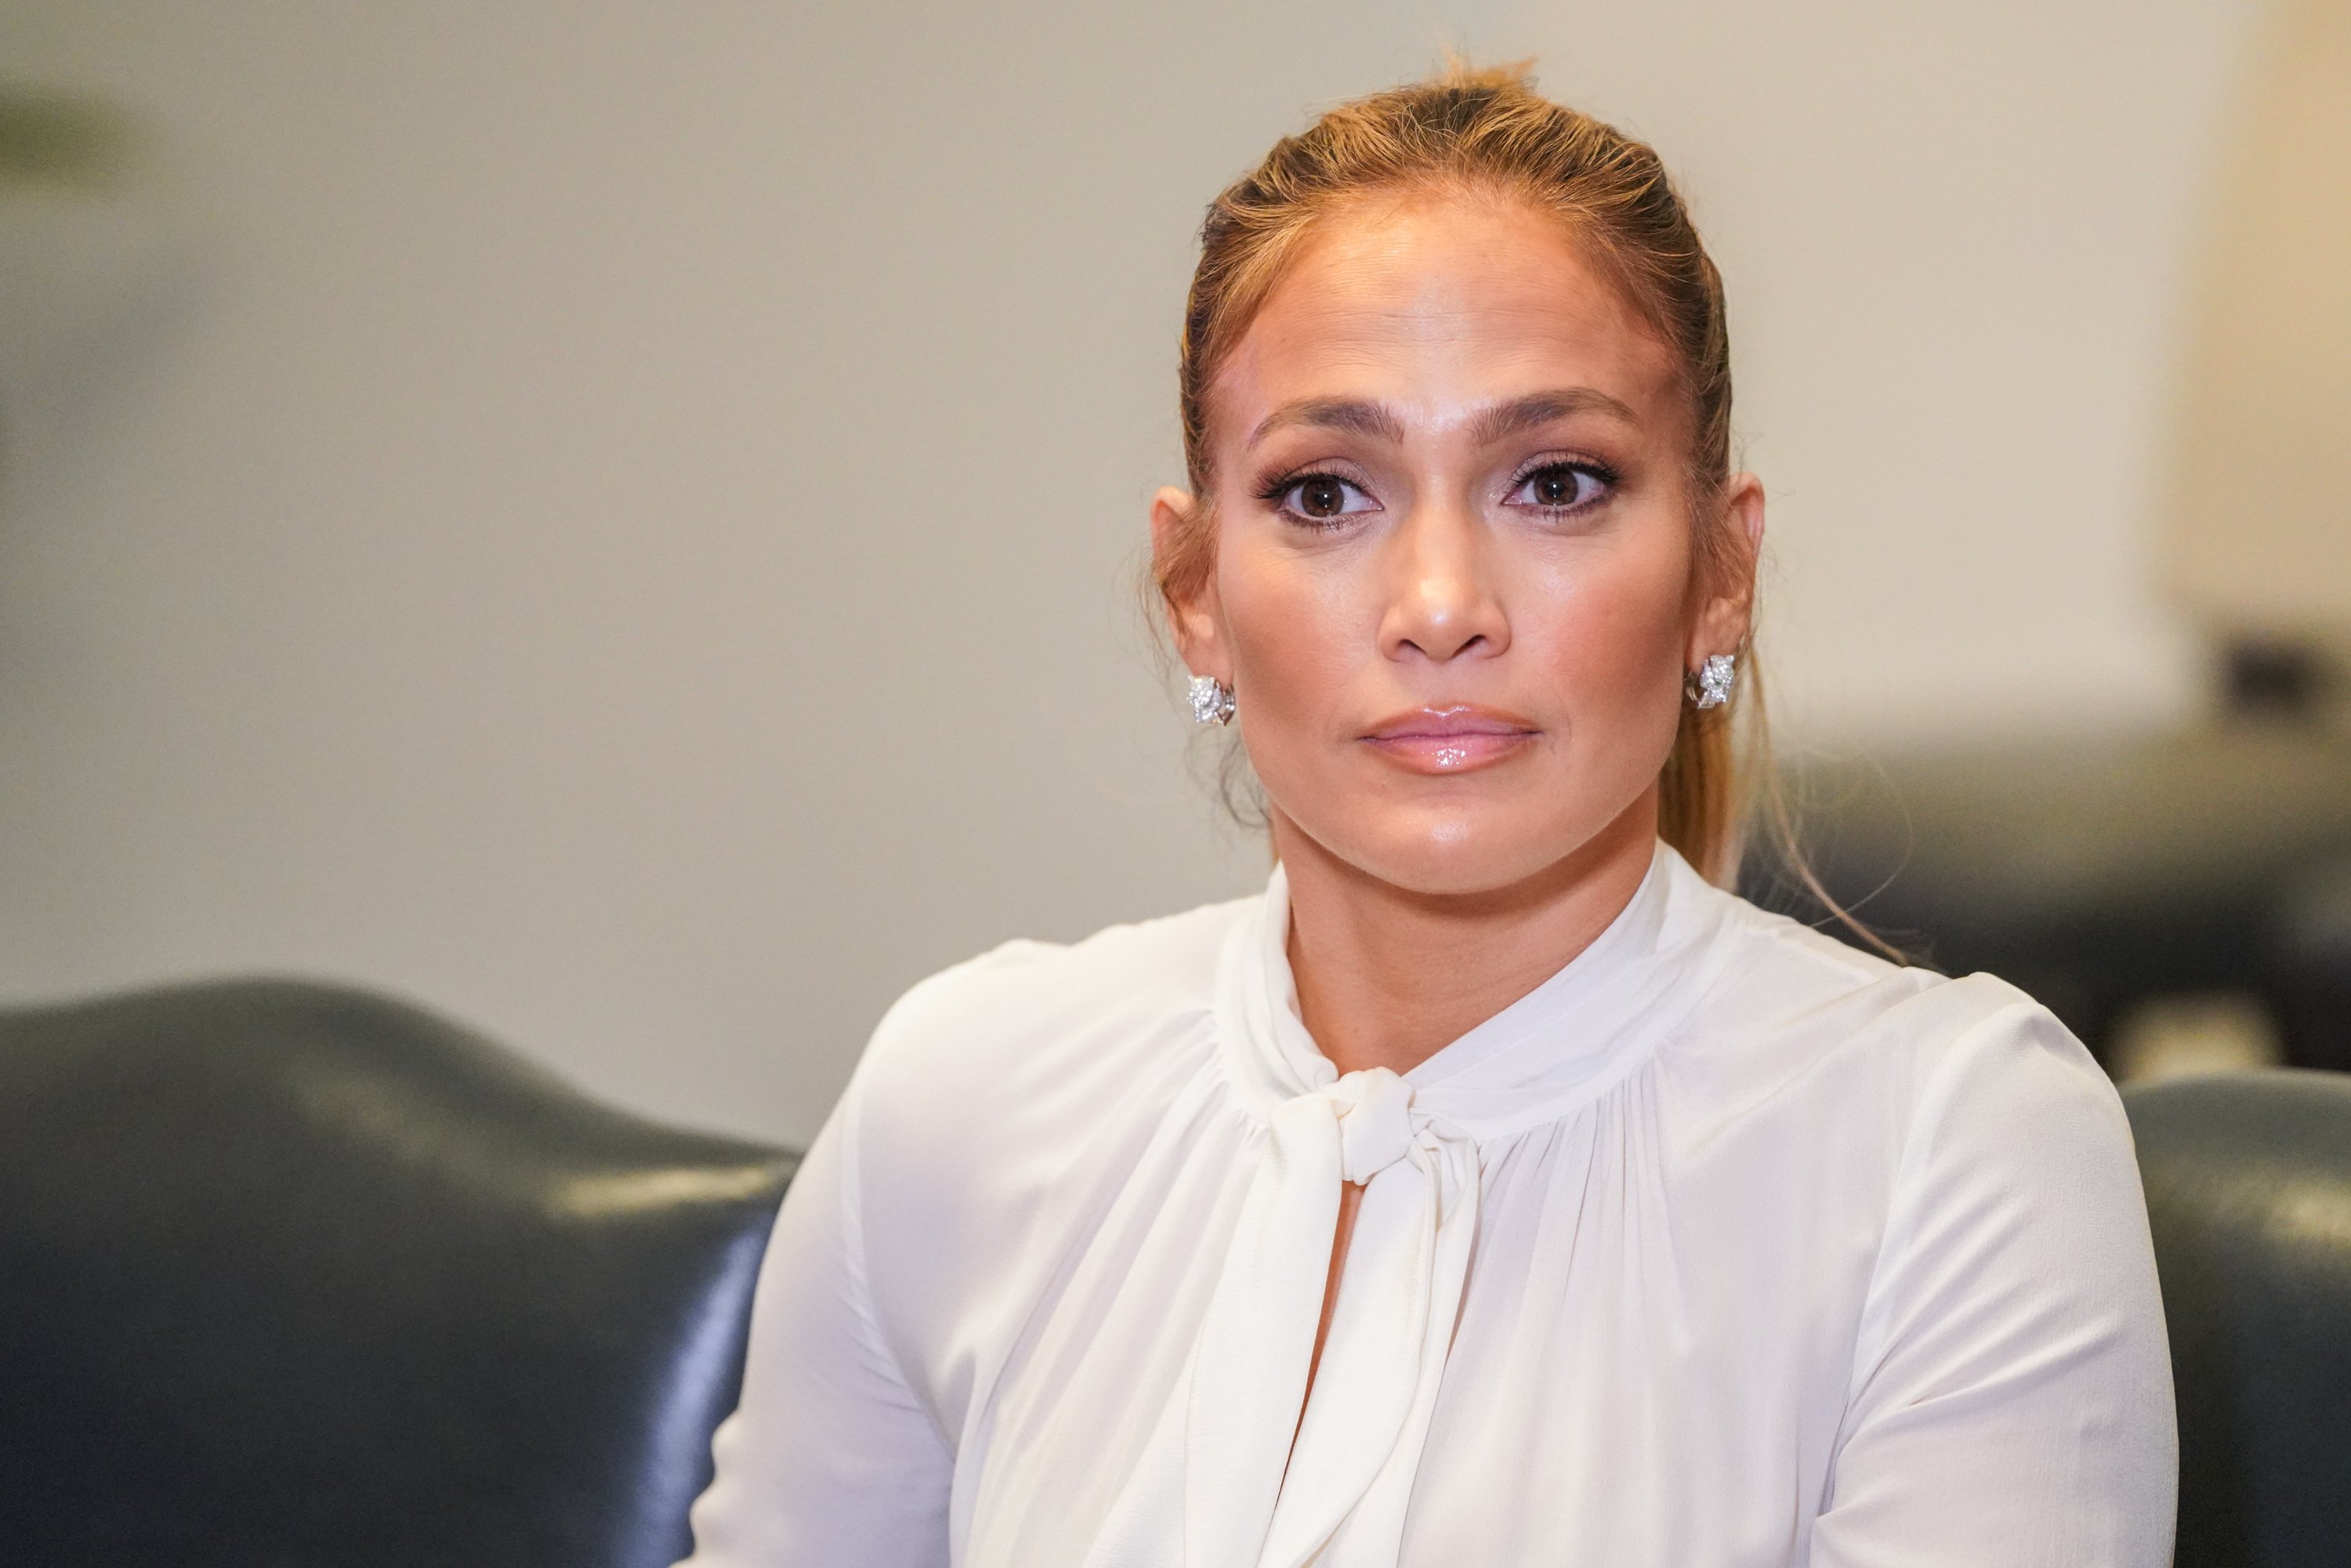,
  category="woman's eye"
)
[1509,463,1608,512]
[1277,474,1375,523]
